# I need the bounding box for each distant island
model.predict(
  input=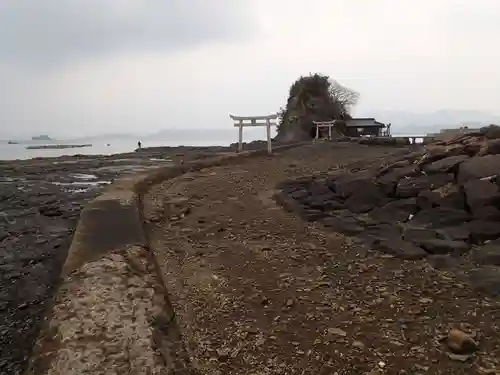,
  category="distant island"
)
[32,135,53,141]
[26,144,92,150]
